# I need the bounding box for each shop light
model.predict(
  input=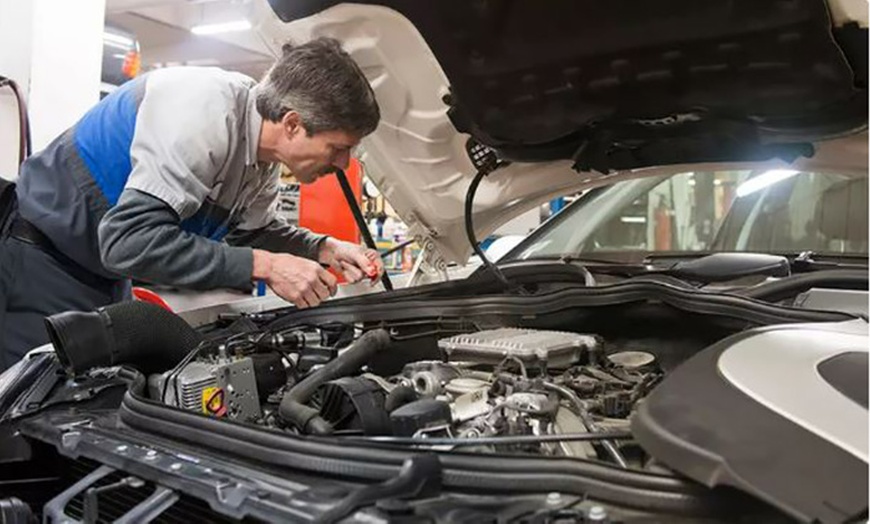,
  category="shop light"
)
[736,169,800,198]
[103,32,135,47]
[191,20,252,35]
[620,216,647,224]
